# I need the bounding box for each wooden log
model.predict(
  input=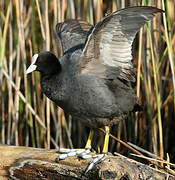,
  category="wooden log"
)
[0,145,174,180]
